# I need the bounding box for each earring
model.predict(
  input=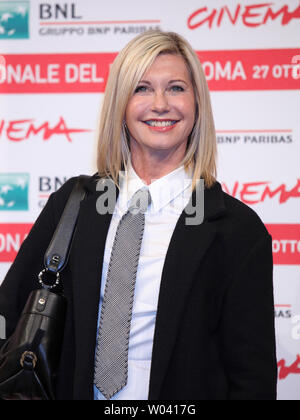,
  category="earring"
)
[123,121,130,141]
[123,121,130,134]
